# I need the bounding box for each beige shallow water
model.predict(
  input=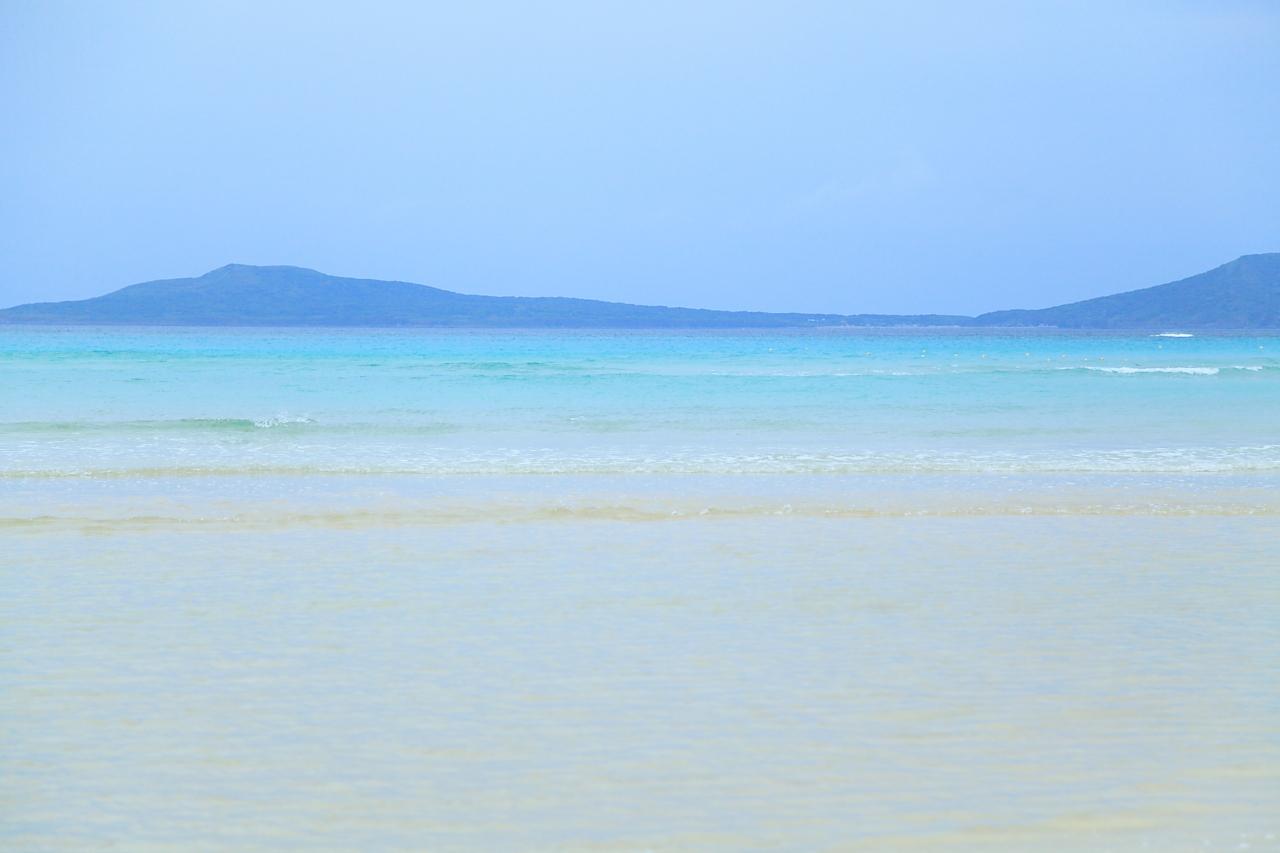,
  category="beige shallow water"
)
[2,475,1278,851]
